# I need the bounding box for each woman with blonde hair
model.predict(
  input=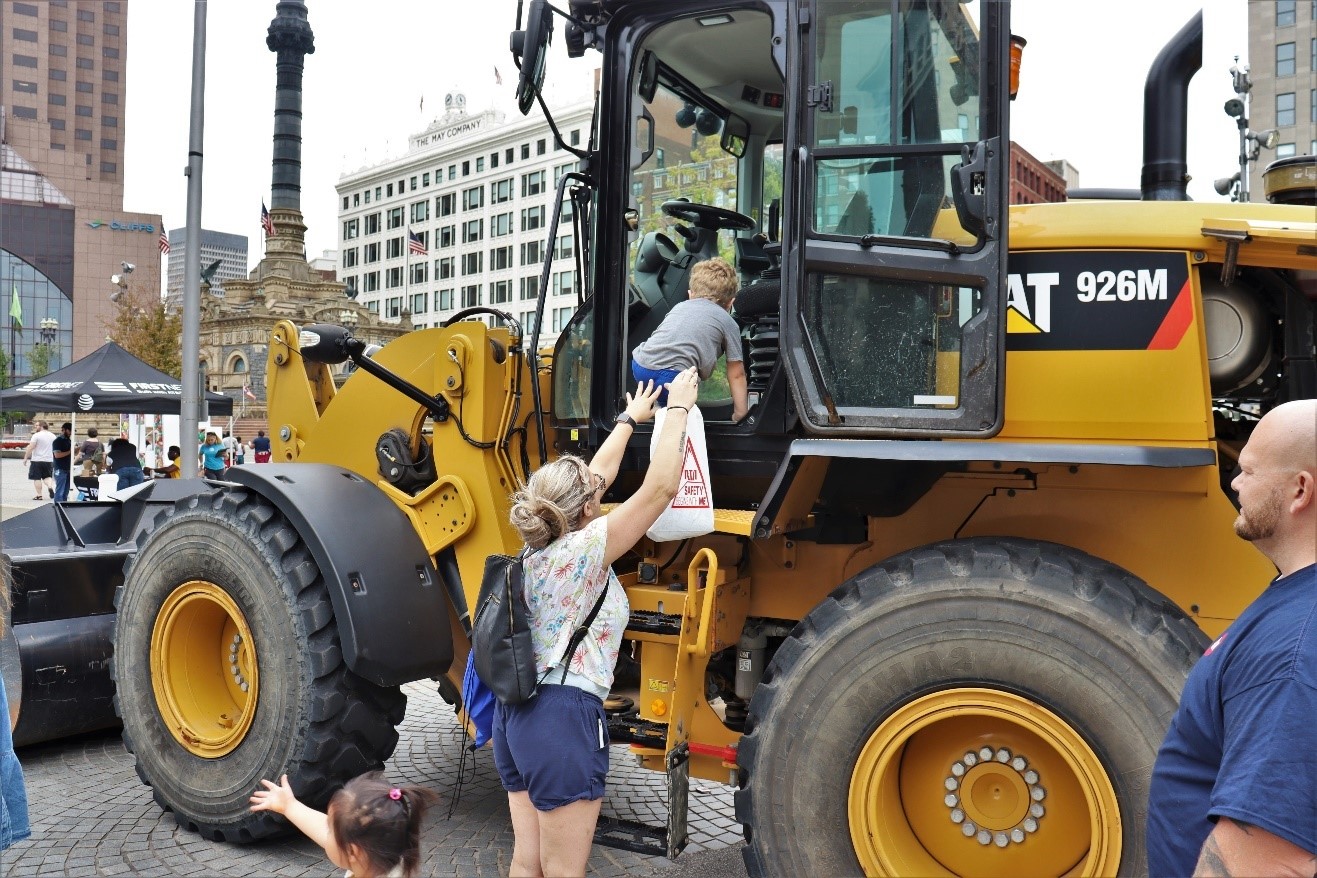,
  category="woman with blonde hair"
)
[494,367,699,878]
